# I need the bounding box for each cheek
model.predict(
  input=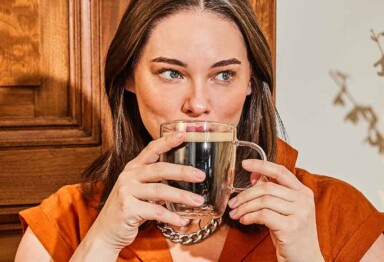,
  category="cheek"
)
[134,72,175,118]
[136,88,182,138]
[140,92,169,115]
[214,92,247,122]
